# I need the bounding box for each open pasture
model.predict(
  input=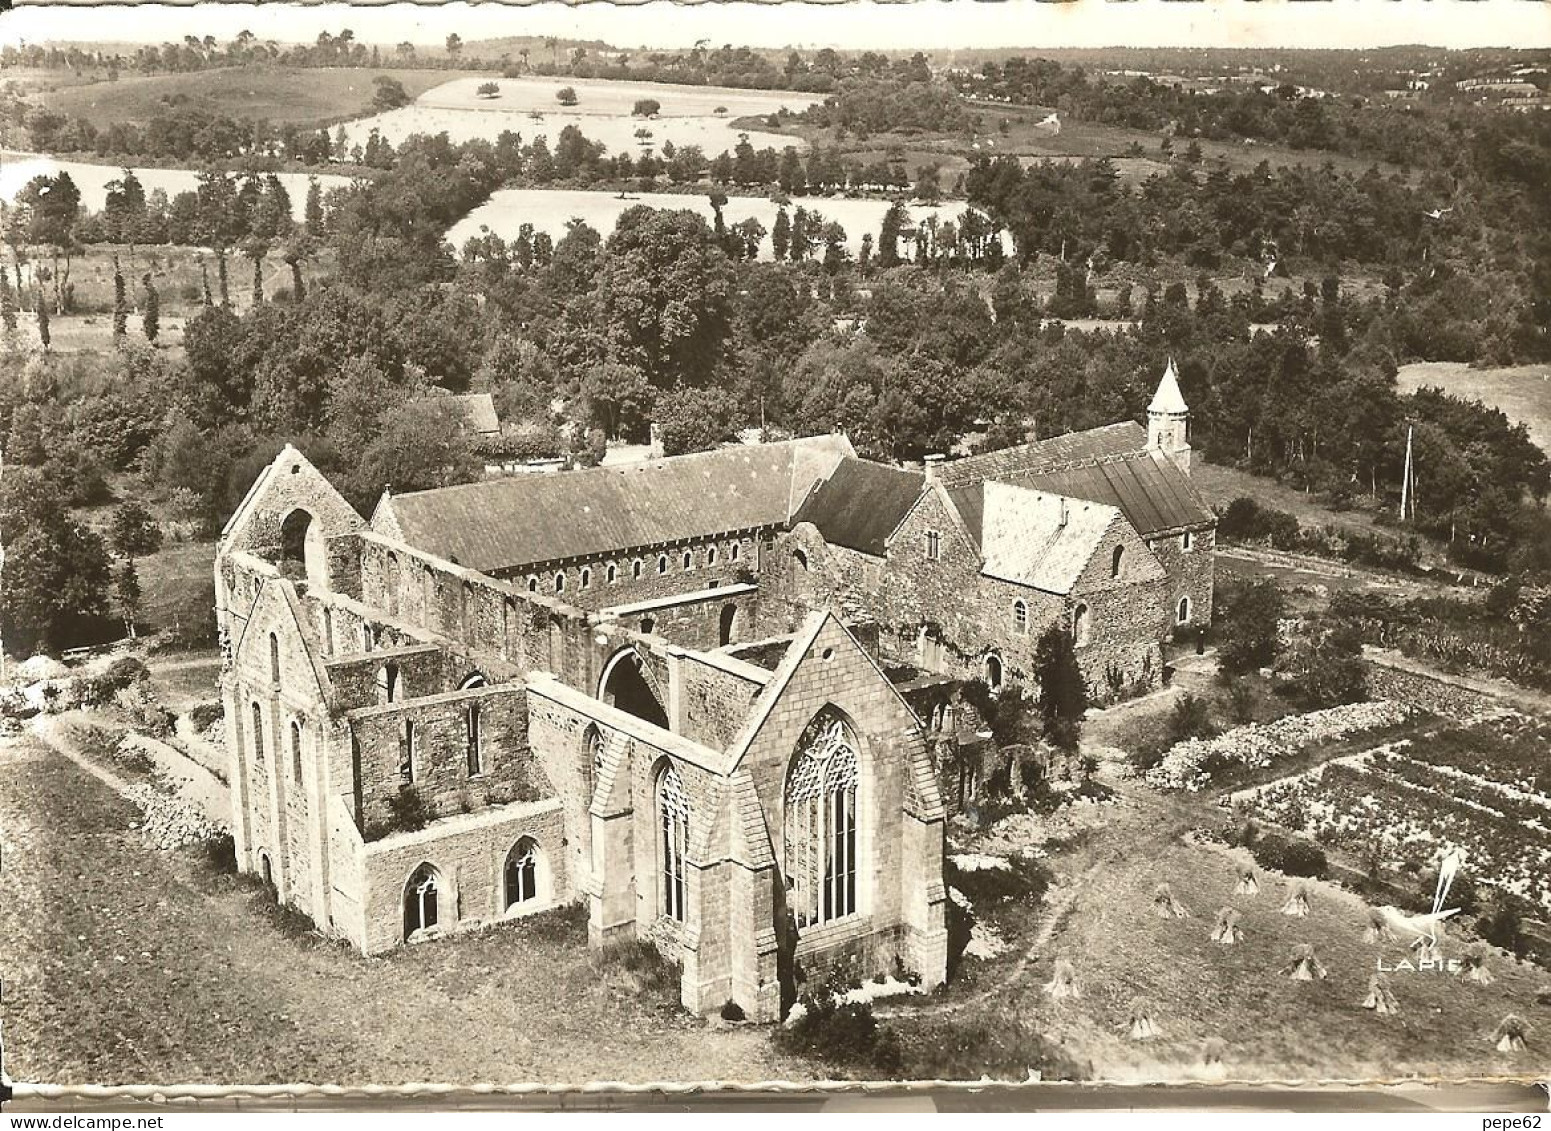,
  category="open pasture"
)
[37,66,479,129]
[1397,361,1551,456]
[1,151,356,222]
[449,188,1008,262]
[338,74,818,157]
